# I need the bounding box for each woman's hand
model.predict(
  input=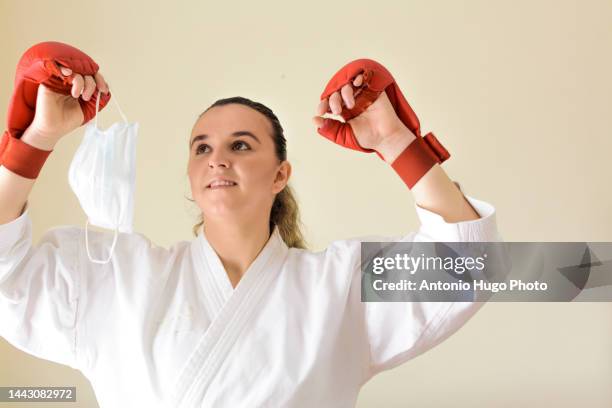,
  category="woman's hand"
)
[313,74,416,161]
[21,66,110,150]
[313,71,480,222]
